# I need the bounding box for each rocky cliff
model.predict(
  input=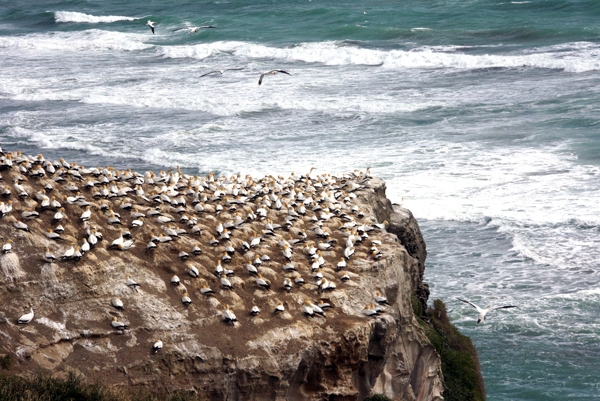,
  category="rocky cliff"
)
[0,150,443,401]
